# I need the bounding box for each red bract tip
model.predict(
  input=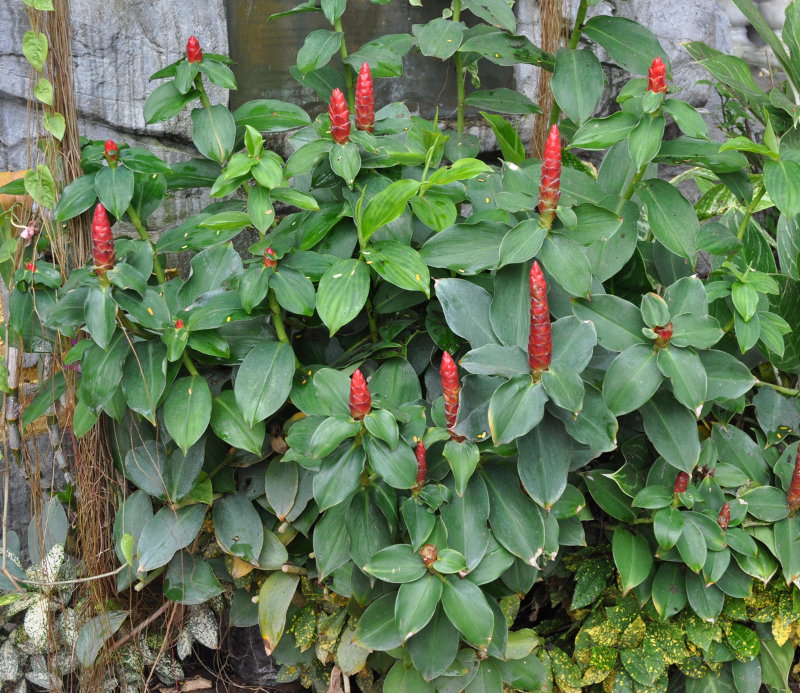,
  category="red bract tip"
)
[788,447,800,512]
[355,62,375,133]
[528,261,551,373]
[440,351,461,435]
[328,88,351,145]
[186,36,203,63]
[349,368,371,420]
[673,471,690,494]
[264,247,277,268]
[718,501,730,529]
[538,124,561,230]
[91,203,115,278]
[175,319,185,329]
[104,139,118,162]
[415,440,427,490]
[420,544,438,566]
[25,262,35,271]
[647,56,667,94]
